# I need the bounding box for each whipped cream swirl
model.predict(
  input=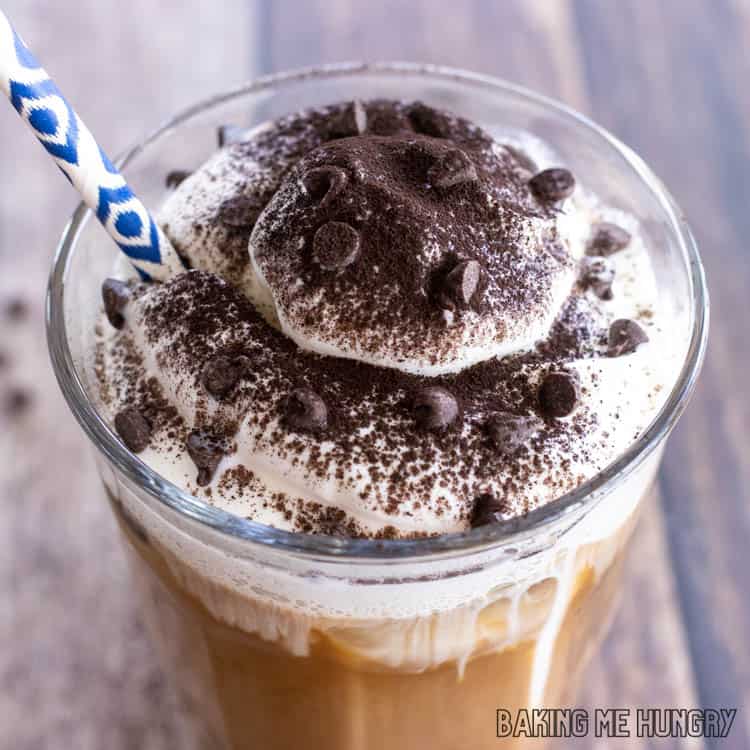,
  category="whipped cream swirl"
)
[95,100,679,538]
